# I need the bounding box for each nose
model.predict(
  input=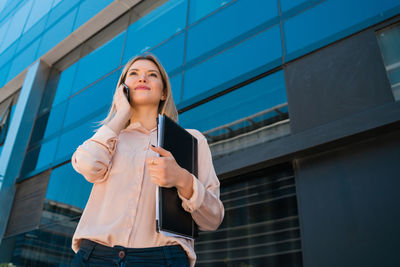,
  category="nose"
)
[138,73,147,82]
